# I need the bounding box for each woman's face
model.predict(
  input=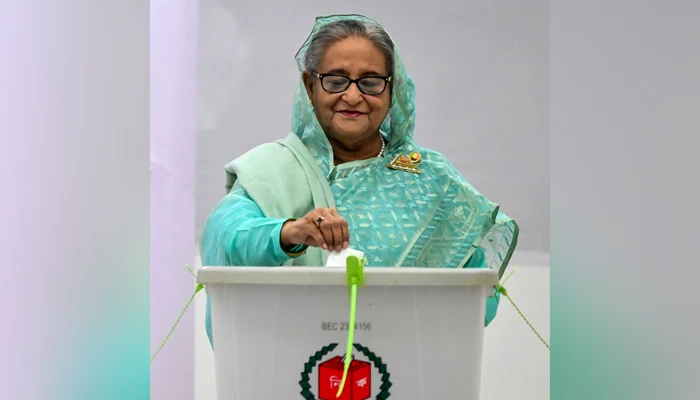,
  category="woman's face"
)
[304,37,391,146]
